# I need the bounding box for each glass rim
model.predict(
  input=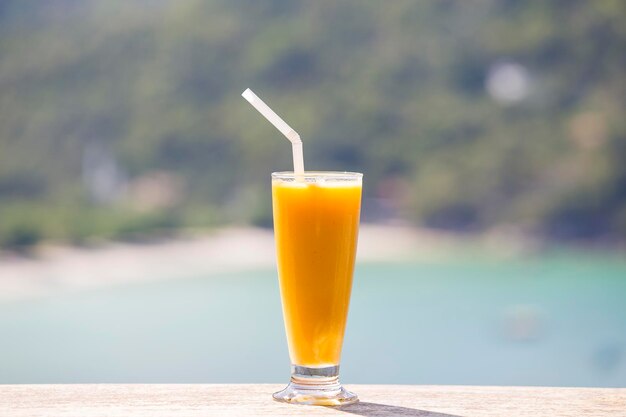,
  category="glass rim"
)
[271,171,363,180]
